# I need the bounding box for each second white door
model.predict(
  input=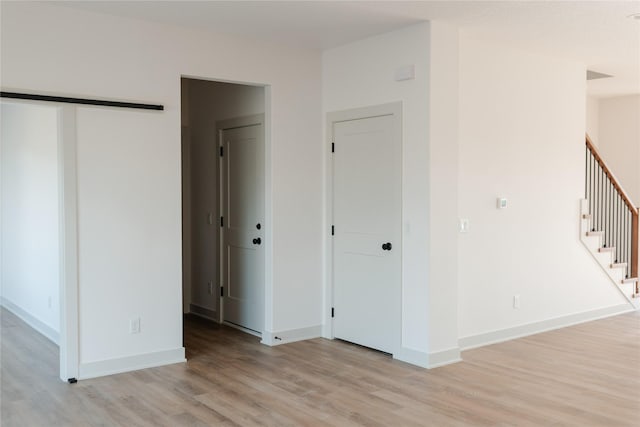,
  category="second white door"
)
[332,109,401,354]
[220,120,264,334]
